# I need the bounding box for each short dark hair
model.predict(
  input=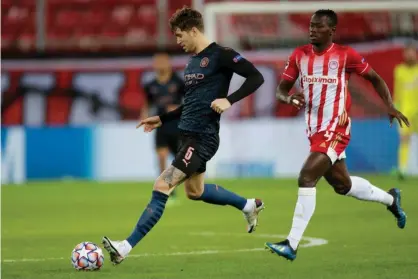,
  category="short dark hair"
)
[314,9,338,27]
[169,6,204,32]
